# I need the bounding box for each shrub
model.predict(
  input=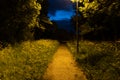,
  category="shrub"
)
[0,39,59,80]
[67,41,120,80]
